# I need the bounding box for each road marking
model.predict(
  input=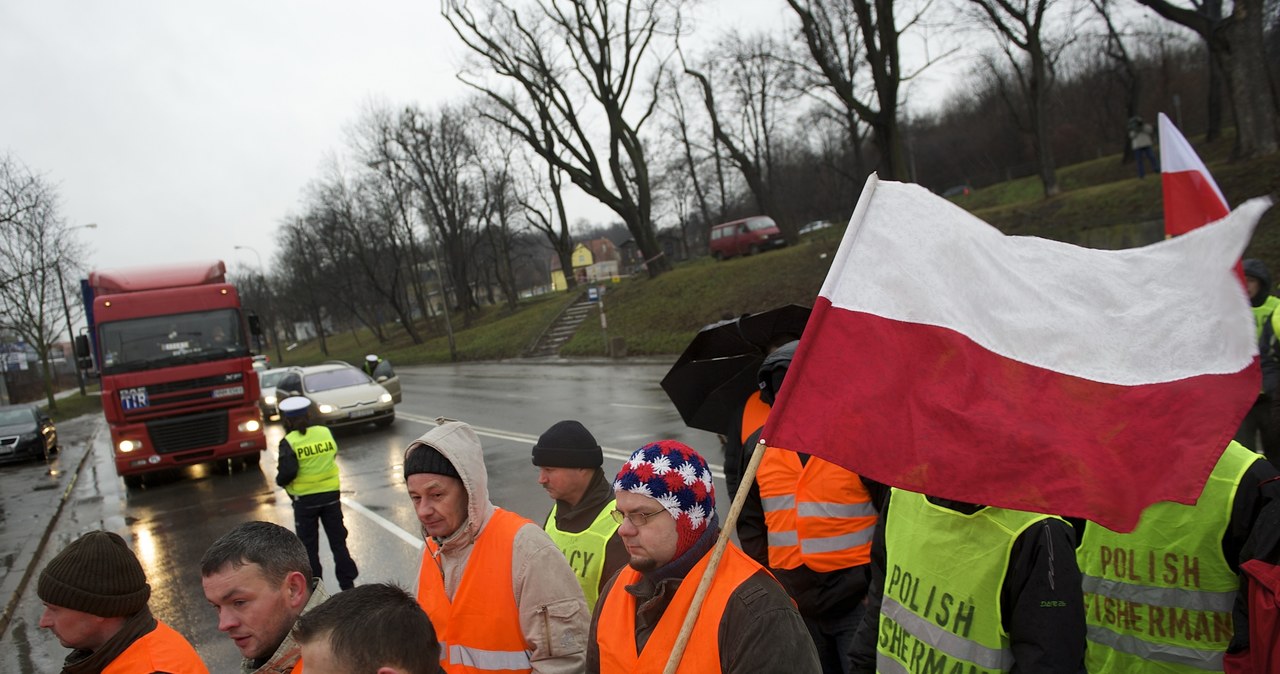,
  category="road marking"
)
[397,411,726,475]
[341,496,424,550]
[609,403,668,410]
